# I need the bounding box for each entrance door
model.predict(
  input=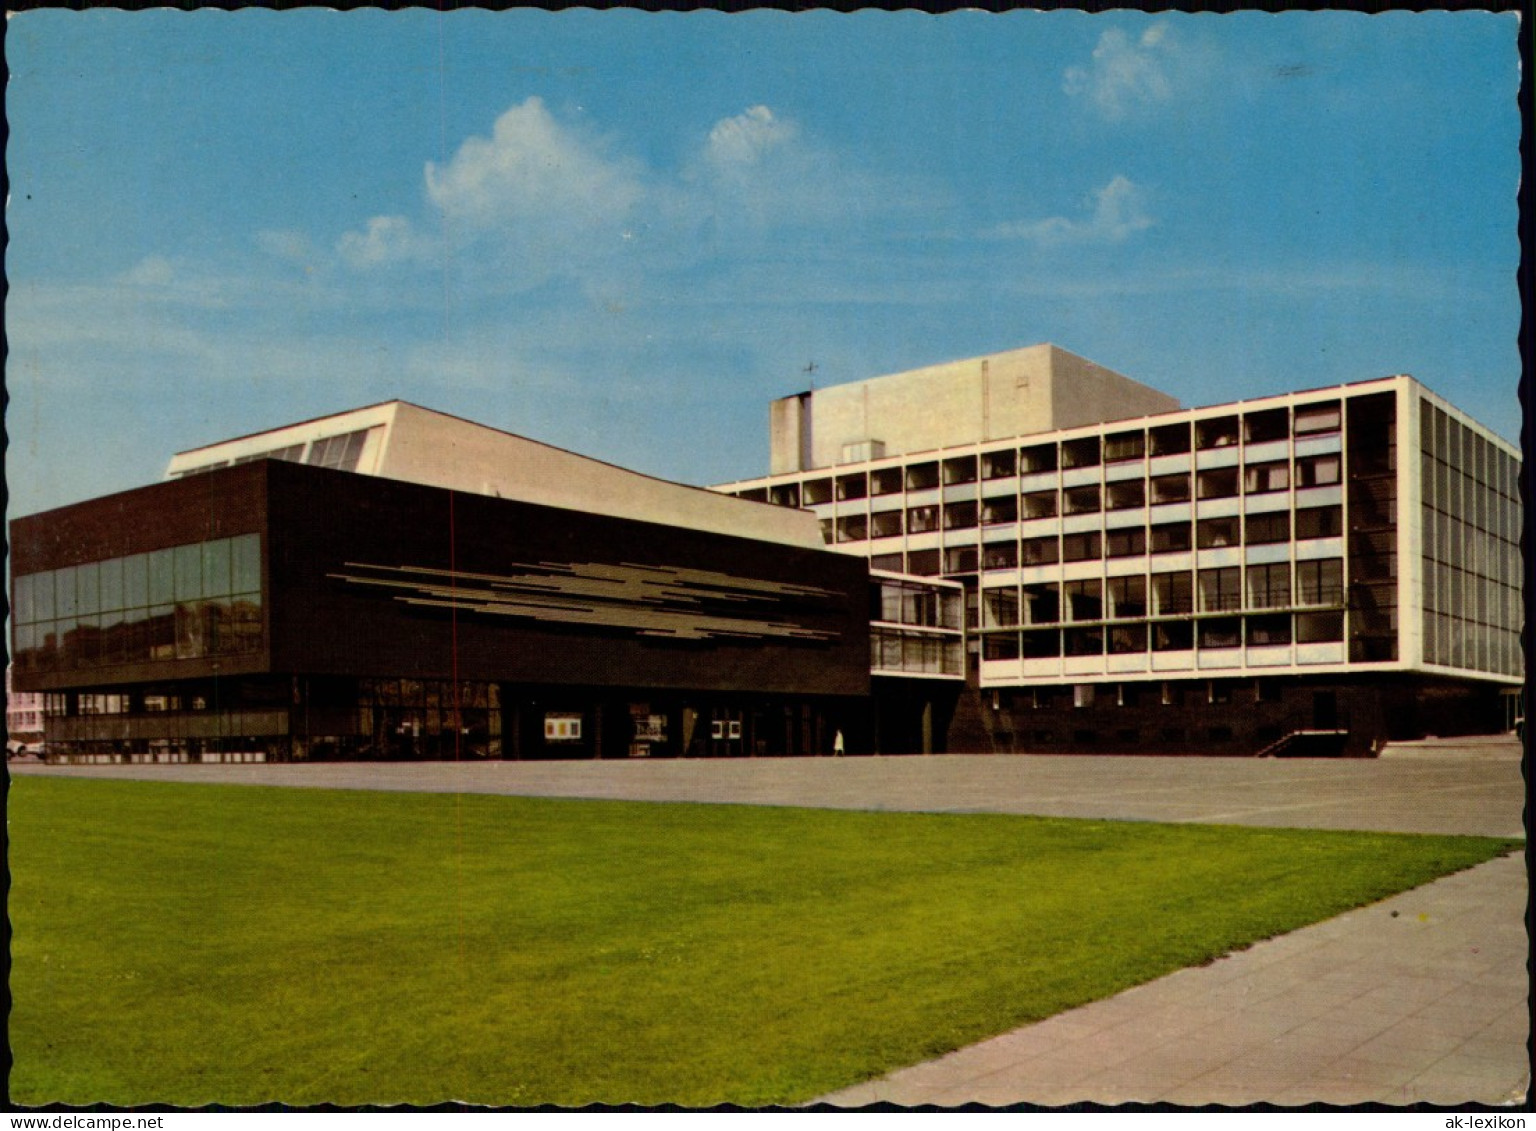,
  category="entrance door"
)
[1312,691,1338,730]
